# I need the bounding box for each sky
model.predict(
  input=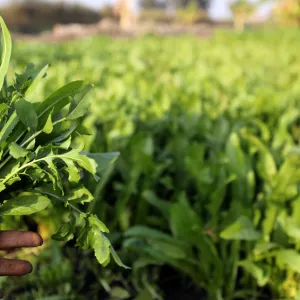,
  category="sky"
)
[0,0,274,20]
